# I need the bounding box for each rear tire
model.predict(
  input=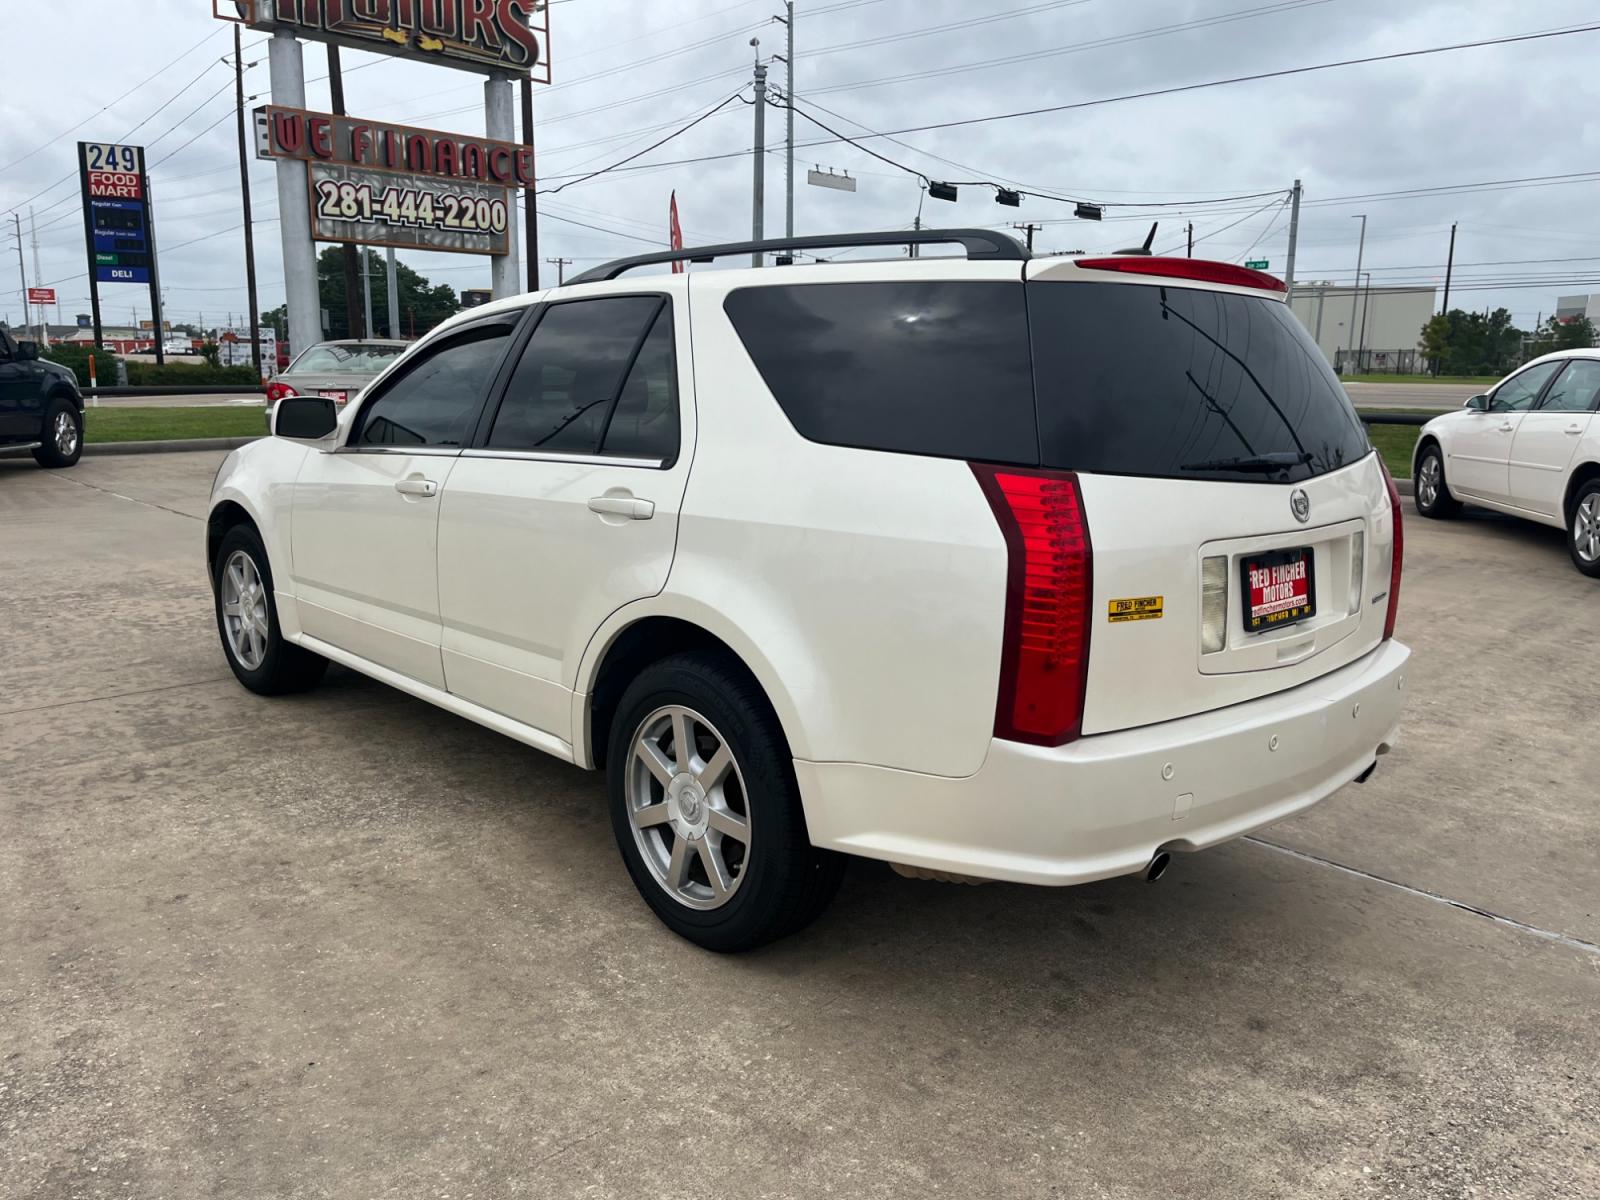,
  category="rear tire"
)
[31,399,82,469]
[606,652,844,952]
[1414,443,1460,519]
[1568,480,1600,579]
[212,525,328,695]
